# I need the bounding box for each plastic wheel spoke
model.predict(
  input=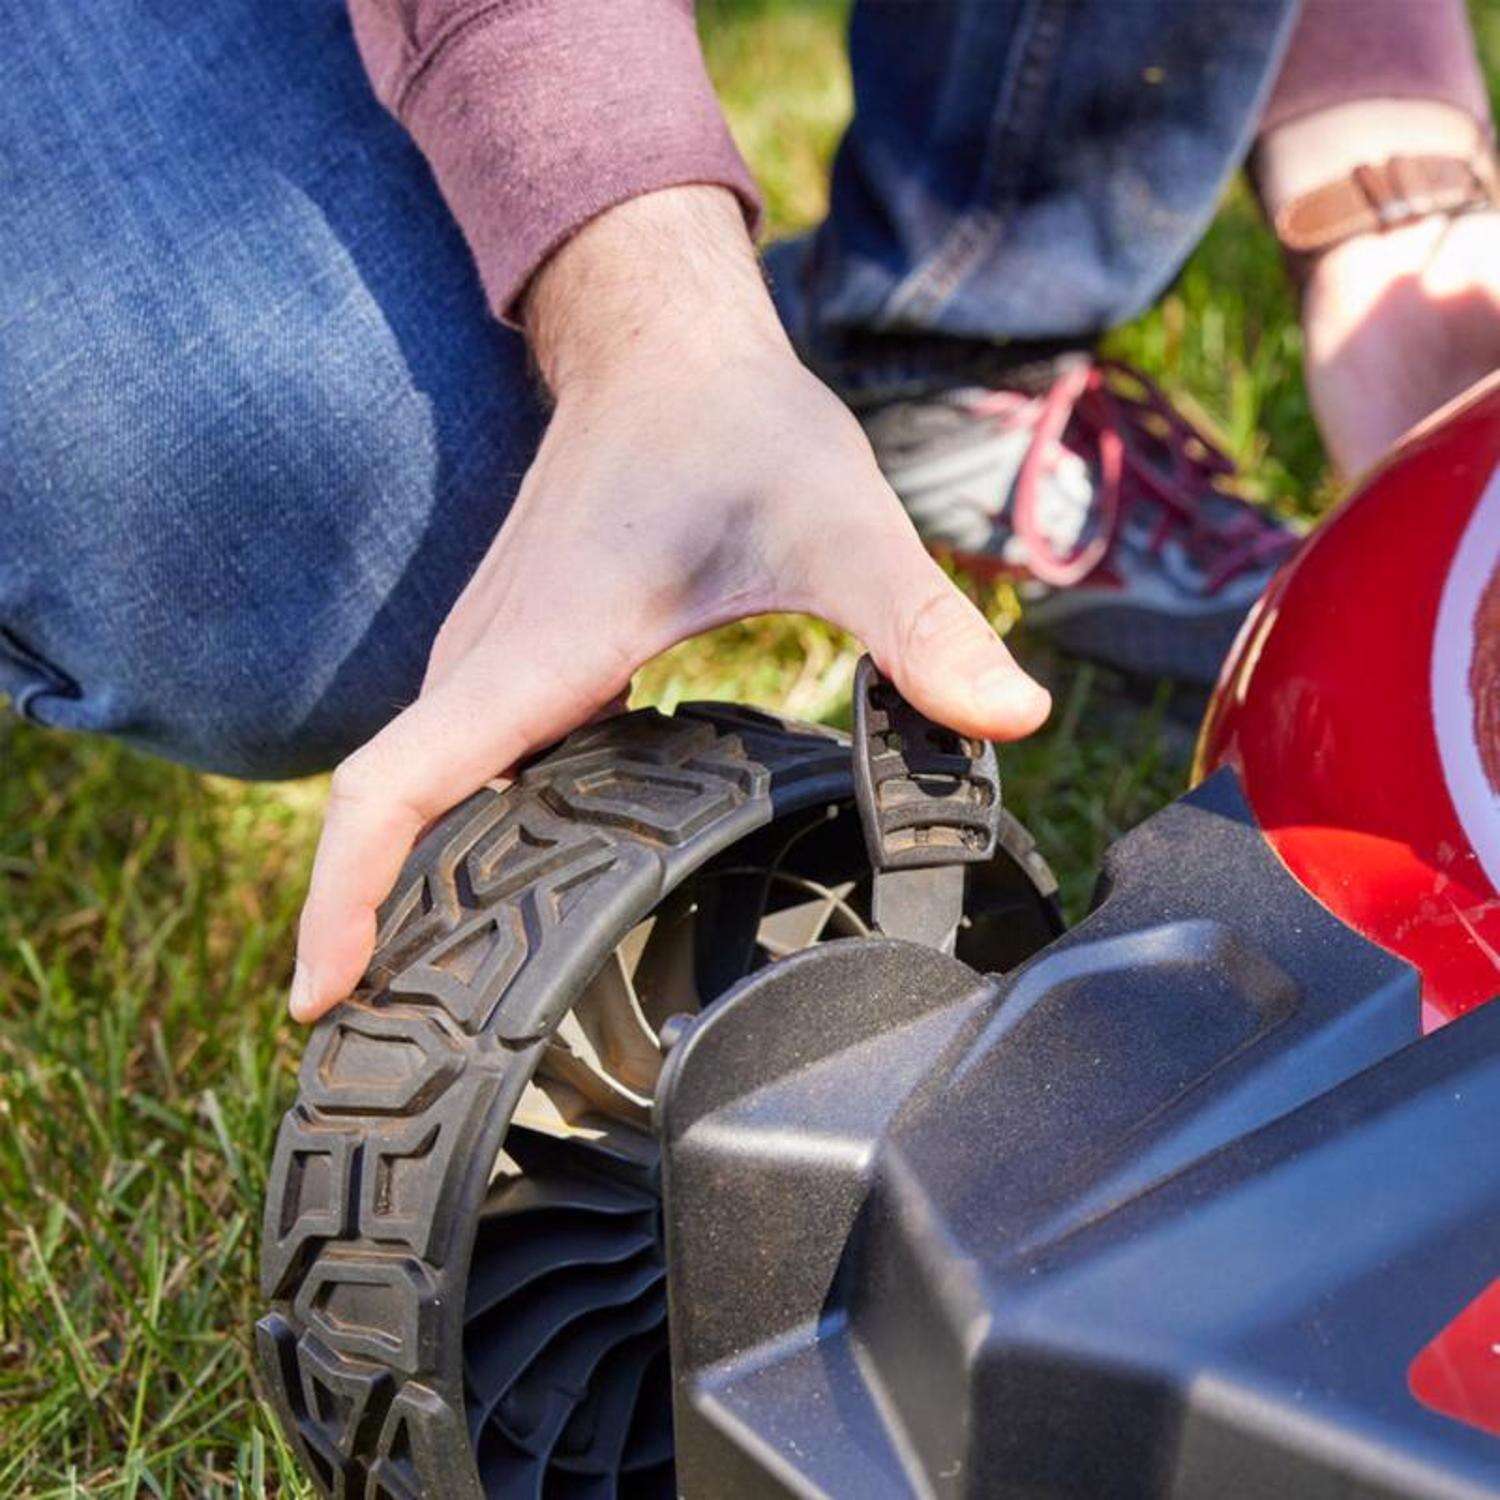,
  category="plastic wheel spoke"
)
[755,878,862,956]
[464,1255,664,1409]
[465,1216,656,1324]
[477,1172,655,1225]
[536,1024,654,1130]
[502,1124,660,1186]
[620,1350,675,1472]
[573,946,663,1096]
[628,887,703,1033]
[486,1294,666,1459]
[552,1329,664,1475]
